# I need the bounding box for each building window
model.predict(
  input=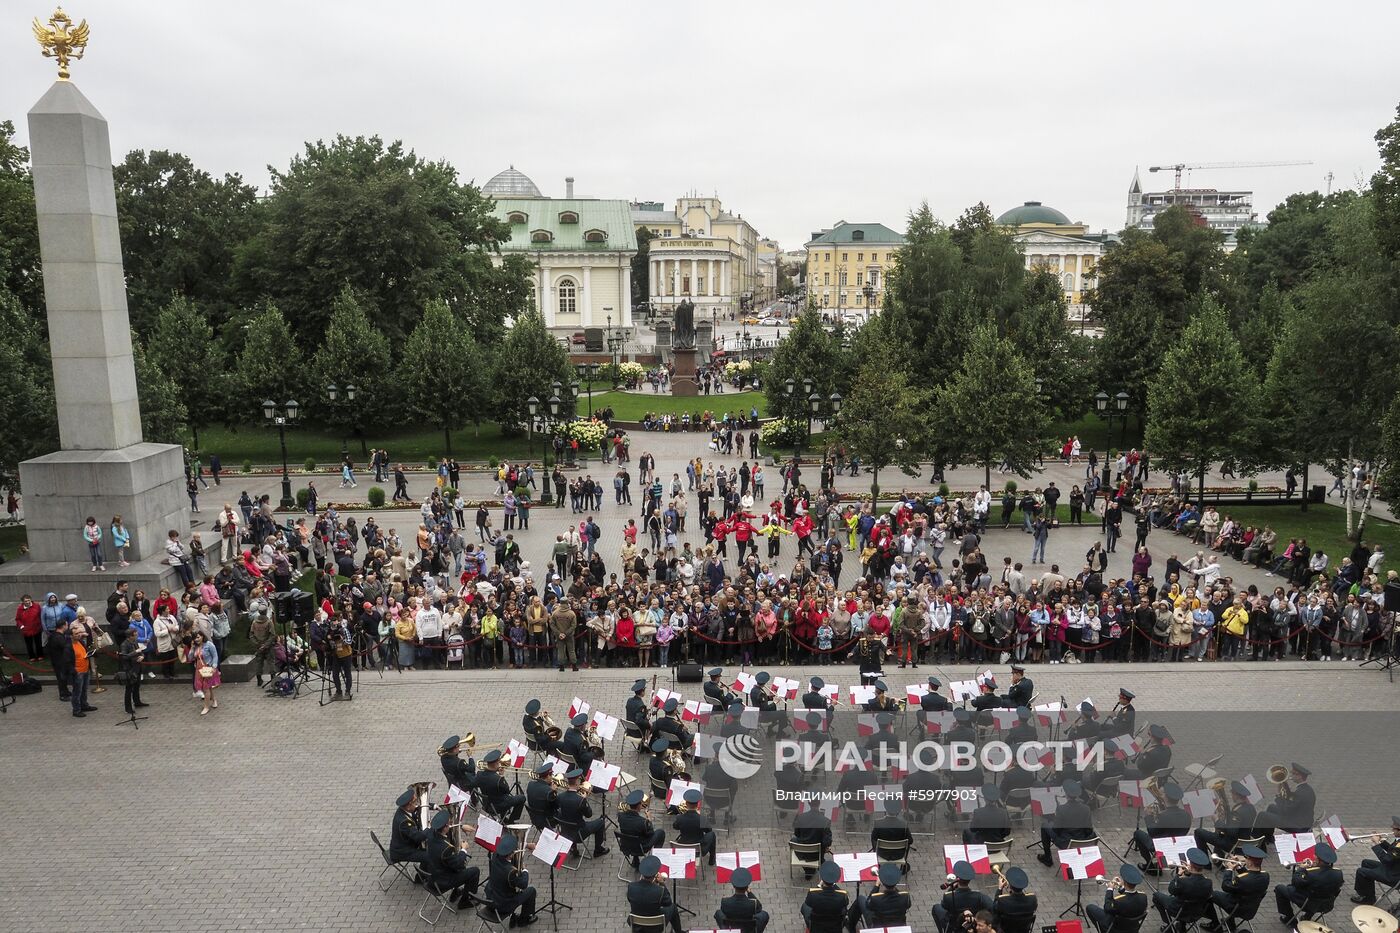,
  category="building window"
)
[584,229,608,243]
[839,271,847,286]
[871,253,878,262]
[507,211,528,225]
[856,272,863,286]
[1062,272,1074,291]
[823,272,830,286]
[857,253,863,262]
[664,228,672,236]
[530,229,553,243]
[842,252,848,261]
[558,211,579,224]
[869,269,879,288]
[851,229,865,241]
[839,292,846,305]
[557,277,577,315]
